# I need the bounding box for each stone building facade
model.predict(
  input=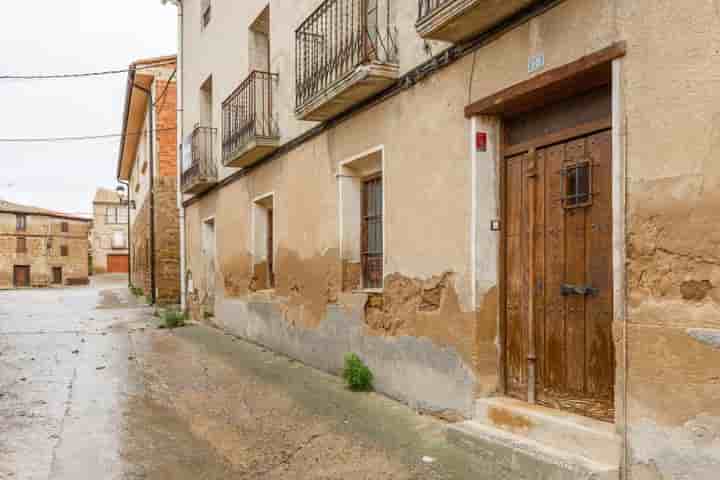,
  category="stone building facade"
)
[90,188,129,274]
[117,55,180,305]
[175,1,720,478]
[0,200,90,288]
